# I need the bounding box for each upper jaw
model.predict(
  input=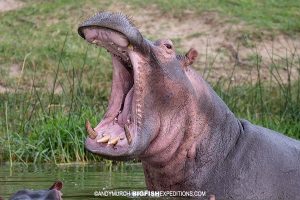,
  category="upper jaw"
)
[78,11,144,51]
[82,27,132,64]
